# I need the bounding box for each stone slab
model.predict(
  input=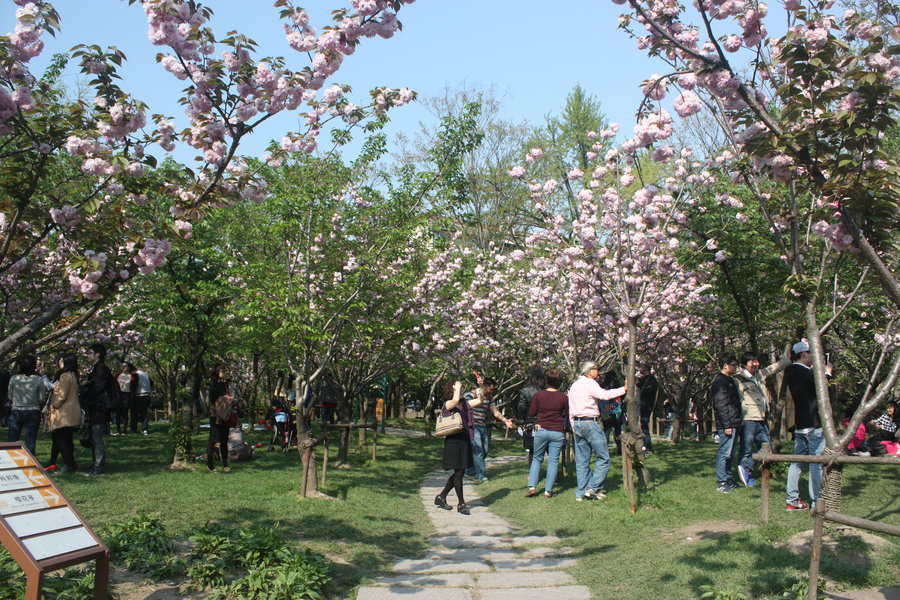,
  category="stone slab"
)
[370,574,475,588]
[489,557,578,571]
[430,516,512,527]
[427,548,521,561]
[357,587,472,600]
[479,586,591,600]
[429,536,514,548]
[516,546,574,558]
[432,525,516,536]
[476,571,578,588]
[391,559,493,574]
